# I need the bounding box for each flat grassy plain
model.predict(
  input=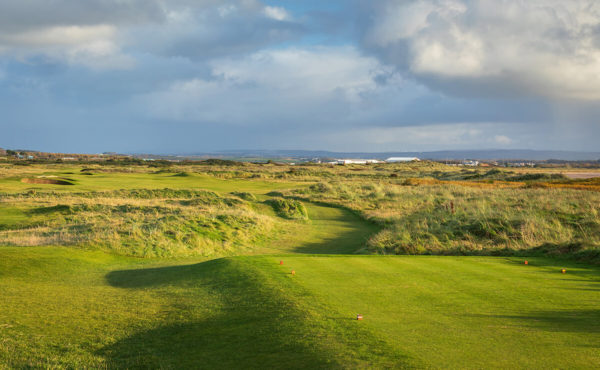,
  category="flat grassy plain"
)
[1,162,599,368]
